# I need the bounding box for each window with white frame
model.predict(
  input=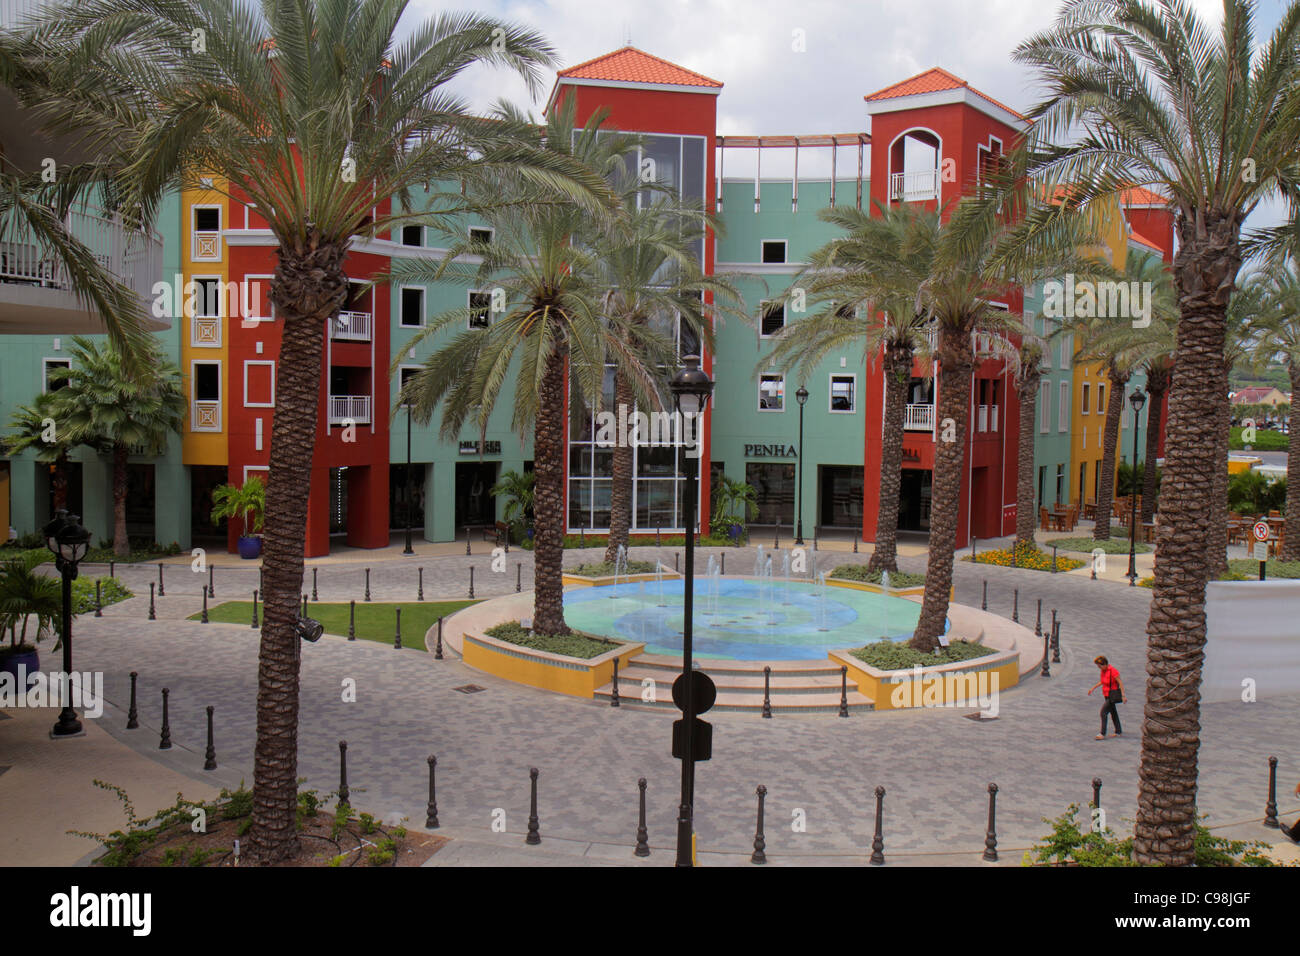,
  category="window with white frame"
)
[468,226,494,246]
[759,374,785,411]
[401,225,423,247]
[1097,383,1106,417]
[1058,332,1071,369]
[1082,382,1090,414]
[1058,380,1069,431]
[192,205,222,261]
[829,374,856,412]
[1039,380,1051,433]
[468,290,493,329]
[400,287,424,328]
[242,274,274,321]
[759,301,785,337]
[191,360,222,432]
[761,240,786,264]
[192,277,222,317]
